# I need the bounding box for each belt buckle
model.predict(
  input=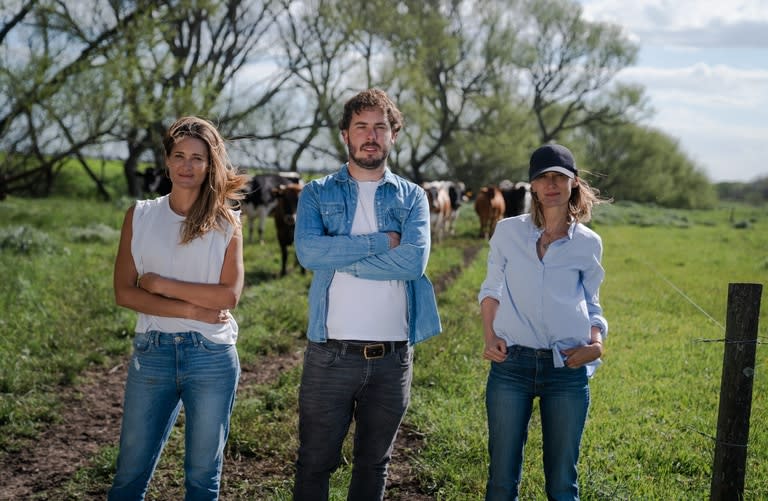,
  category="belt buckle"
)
[363,343,386,359]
